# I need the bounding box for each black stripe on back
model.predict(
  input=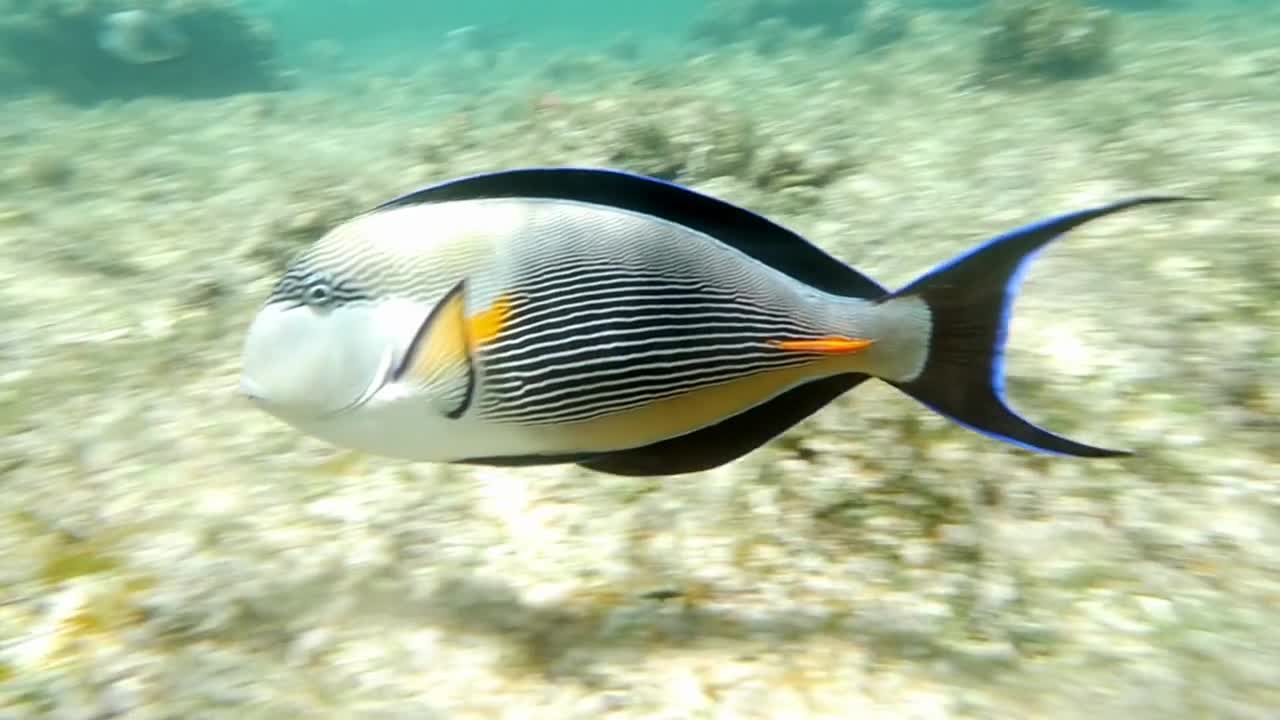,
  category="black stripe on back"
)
[375,168,887,299]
